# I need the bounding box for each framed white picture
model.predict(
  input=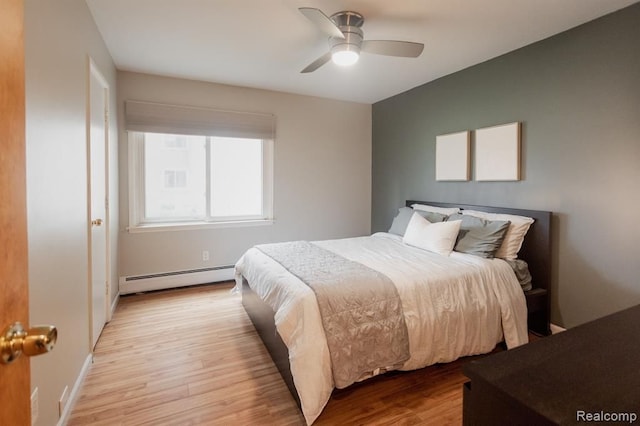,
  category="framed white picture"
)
[436,131,470,181]
[475,122,521,181]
